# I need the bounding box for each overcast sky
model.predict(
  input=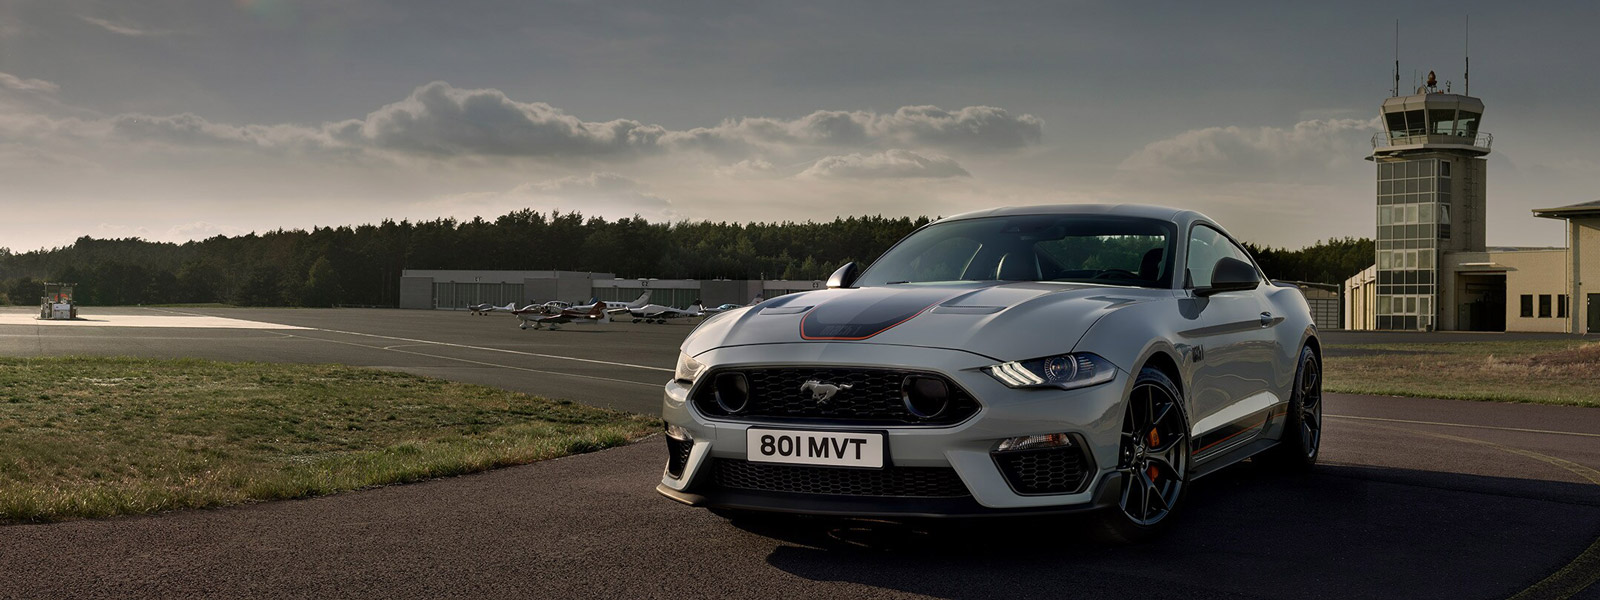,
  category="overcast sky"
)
[2,0,1596,252]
